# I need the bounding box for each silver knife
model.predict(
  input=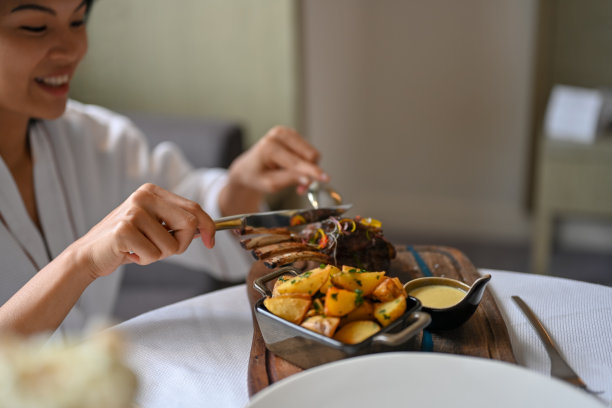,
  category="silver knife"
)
[511,296,598,392]
[213,204,352,232]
